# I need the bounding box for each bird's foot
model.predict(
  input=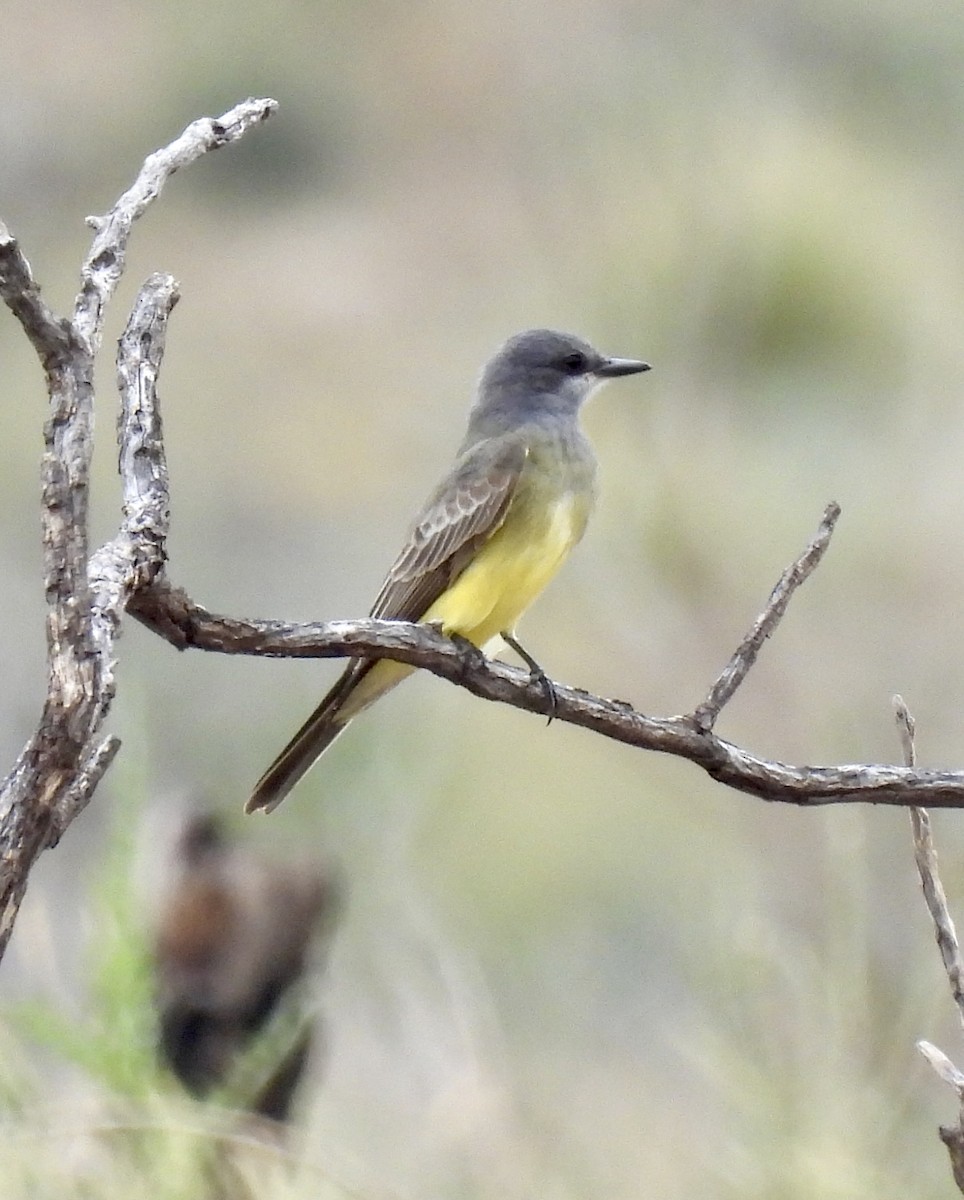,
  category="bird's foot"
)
[501,631,558,724]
